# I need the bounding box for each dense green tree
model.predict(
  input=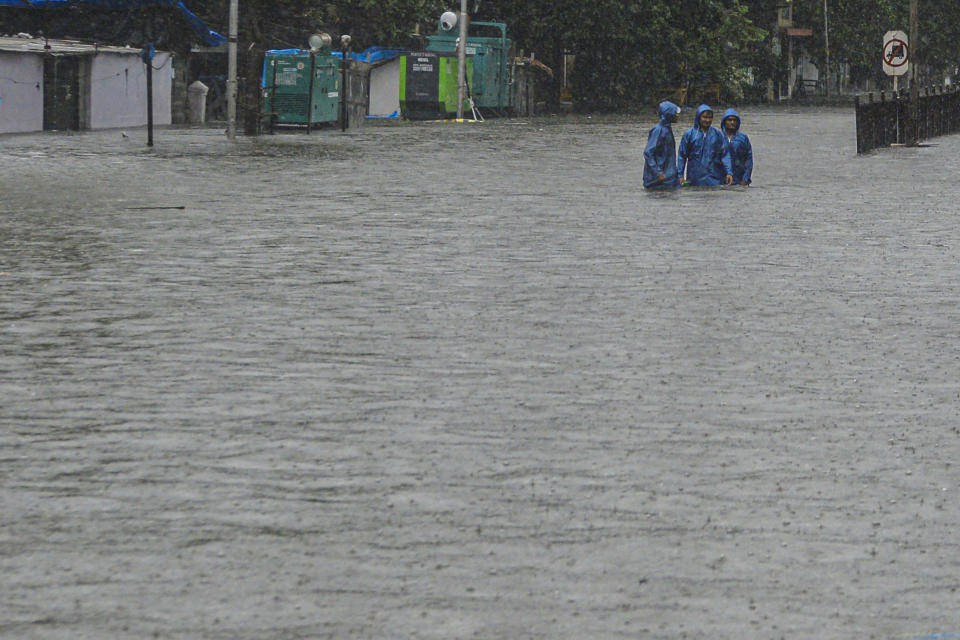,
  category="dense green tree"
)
[787,0,901,88]
[757,0,958,92]
[3,0,959,116]
[905,0,960,82]
[0,4,209,54]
